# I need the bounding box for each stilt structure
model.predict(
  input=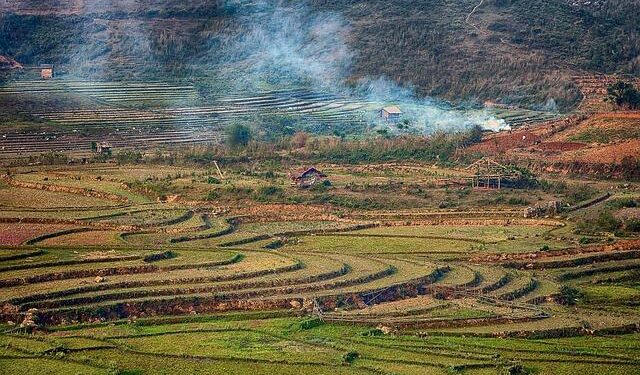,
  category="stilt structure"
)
[465,157,520,190]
